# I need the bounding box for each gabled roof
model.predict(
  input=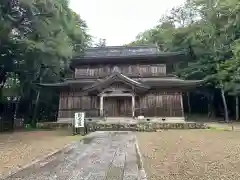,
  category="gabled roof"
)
[82,72,150,92]
[70,45,190,68]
